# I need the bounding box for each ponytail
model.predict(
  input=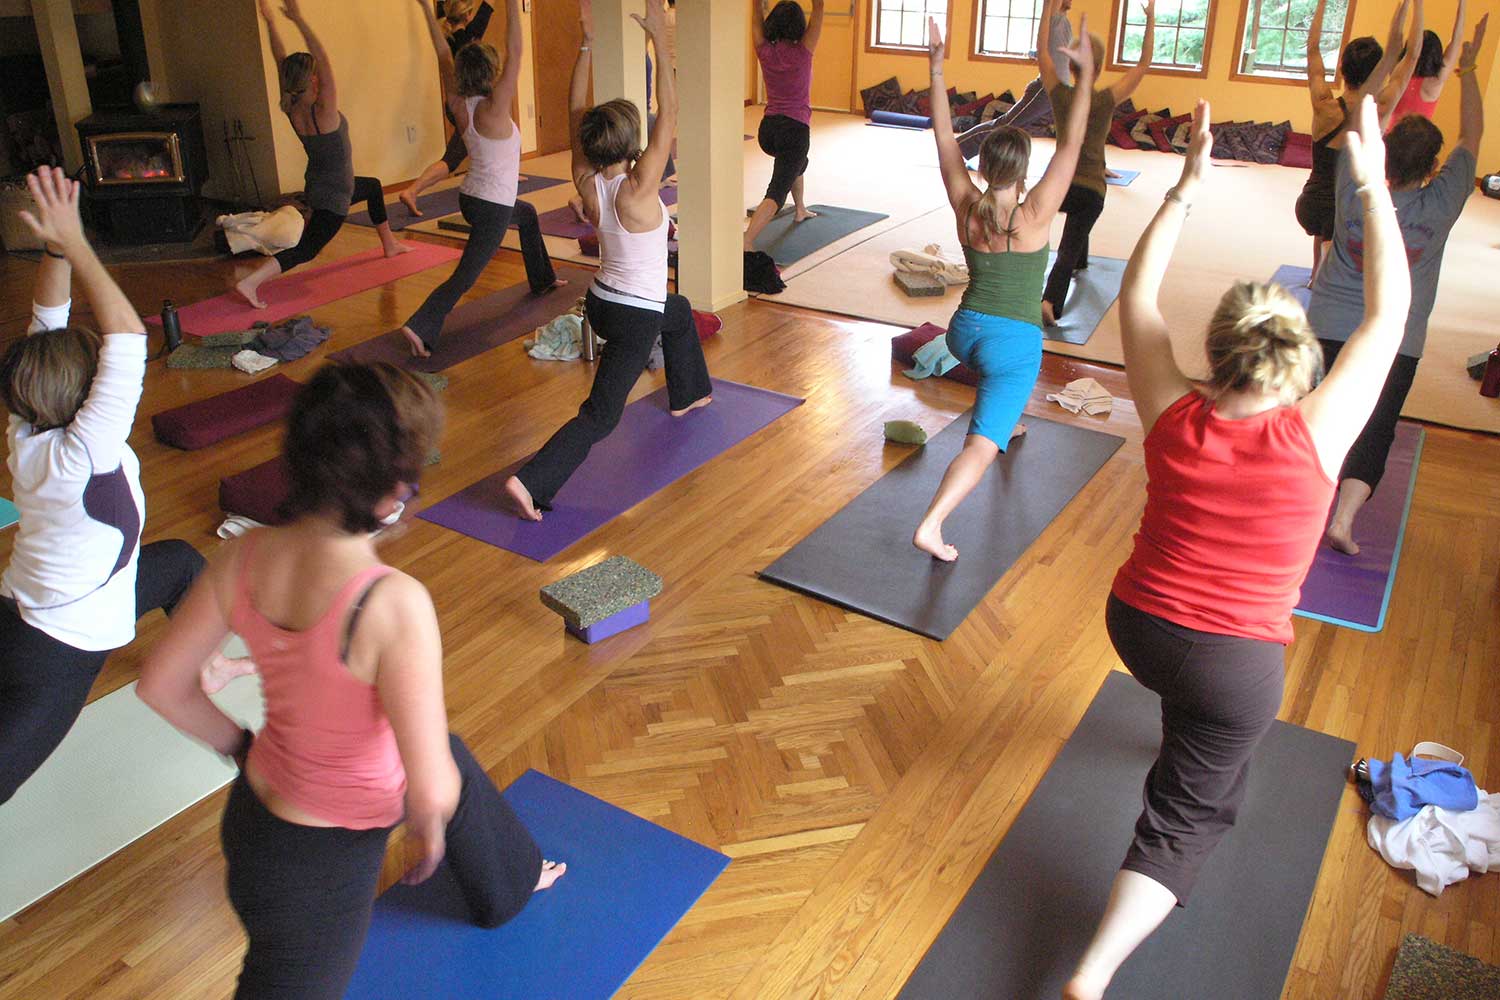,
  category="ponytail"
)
[278,52,315,116]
